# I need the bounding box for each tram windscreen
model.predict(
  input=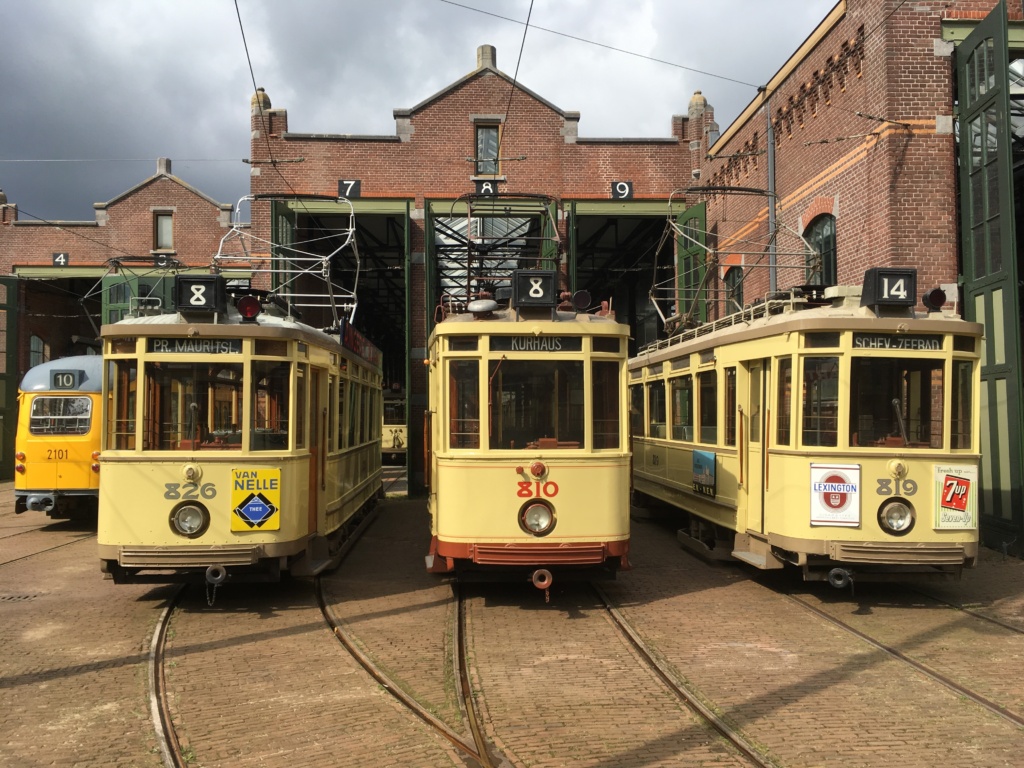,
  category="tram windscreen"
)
[849,357,944,448]
[29,396,92,435]
[489,360,584,449]
[142,362,245,450]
